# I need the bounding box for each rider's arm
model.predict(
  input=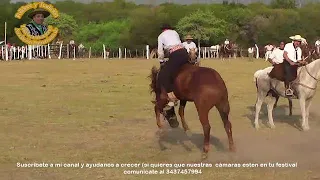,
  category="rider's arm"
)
[283,44,296,65]
[283,51,295,65]
[157,36,164,60]
[268,52,275,64]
